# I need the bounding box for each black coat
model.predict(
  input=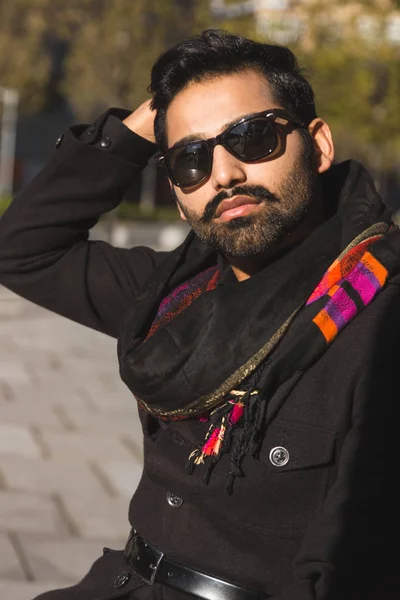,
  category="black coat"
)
[0,110,398,600]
